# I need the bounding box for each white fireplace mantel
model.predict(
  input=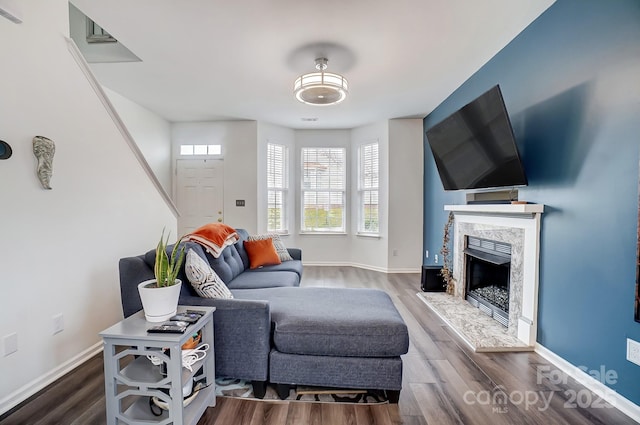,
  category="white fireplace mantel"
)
[445,203,545,347]
[445,203,544,215]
